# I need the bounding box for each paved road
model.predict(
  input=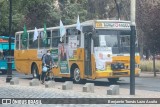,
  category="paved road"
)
[1,70,160,92]
[91,76,160,92]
